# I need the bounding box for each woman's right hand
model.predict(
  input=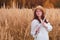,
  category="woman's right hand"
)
[35,27,40,35]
